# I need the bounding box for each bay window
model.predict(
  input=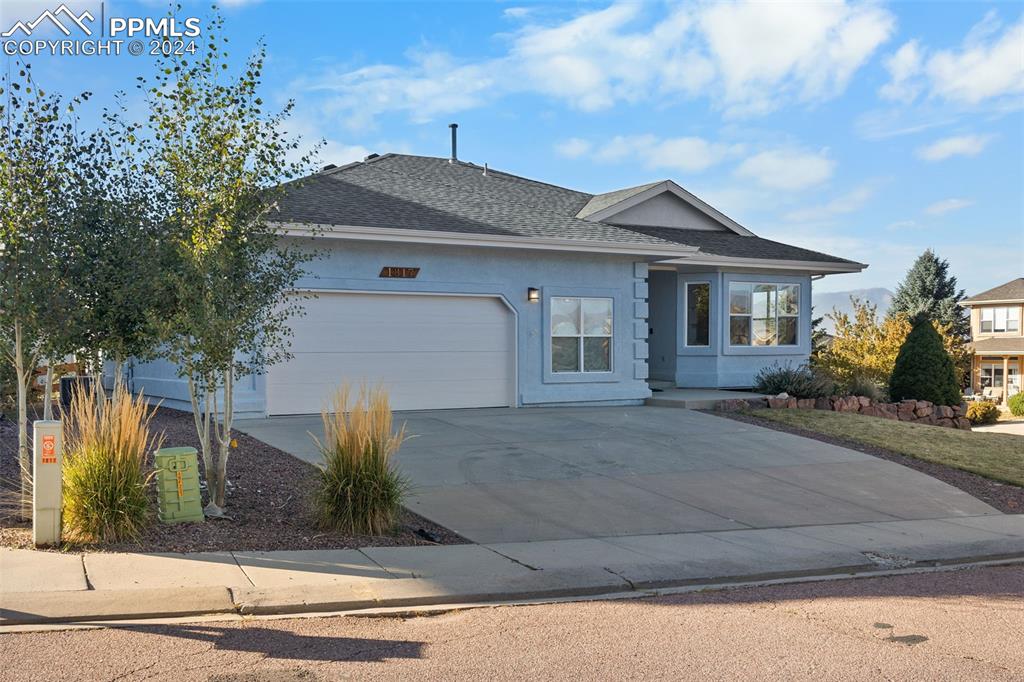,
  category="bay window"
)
[729,282,799,346]
[551,297,613,373]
